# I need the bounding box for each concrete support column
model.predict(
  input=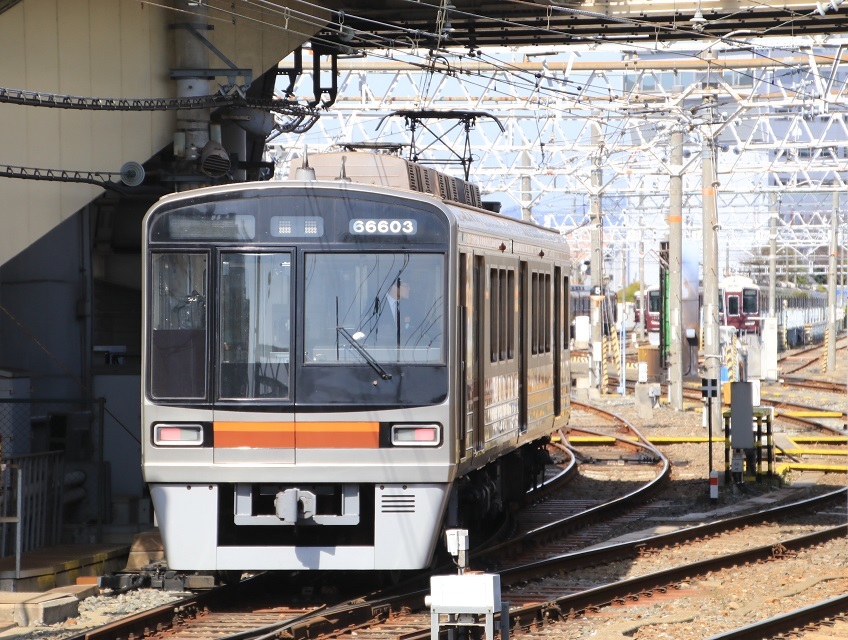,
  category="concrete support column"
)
[702,134,721,430]
[668,129,684,410]
[826,193,838,371]
[521,150,532,222]
[768,195,778,317]
[638,221,645,341]
[589,128,605,391]
[173,1,212,189]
